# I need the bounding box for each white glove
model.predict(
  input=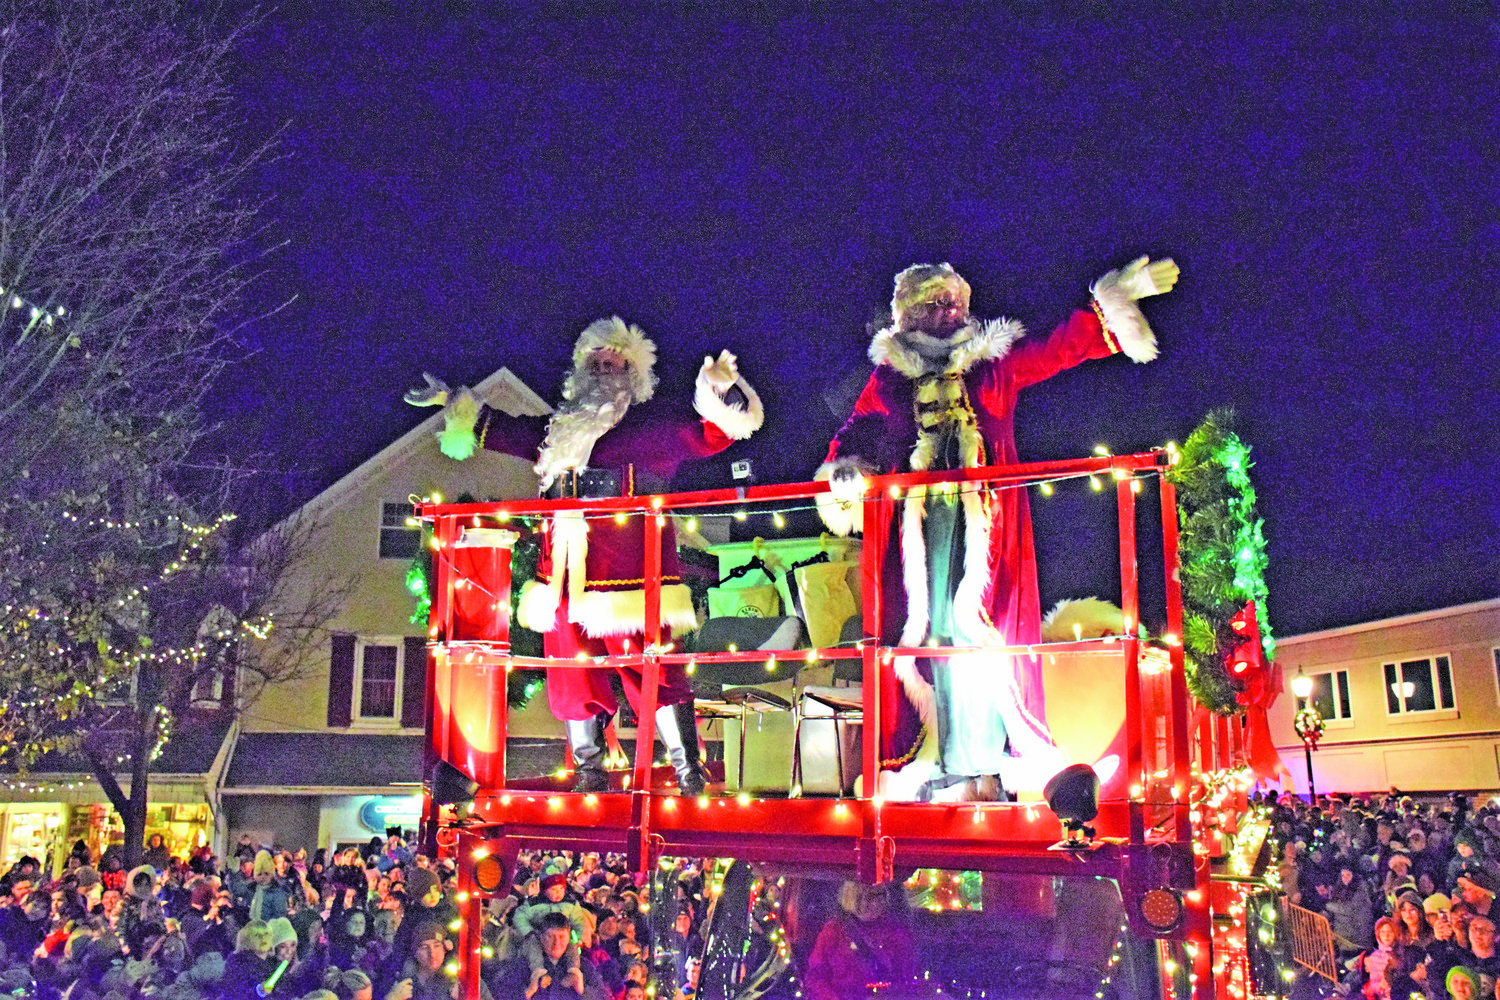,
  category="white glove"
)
[404,372,451,407]
[1097,256,1179,301]
[699,350,739,391]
